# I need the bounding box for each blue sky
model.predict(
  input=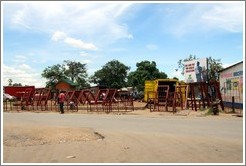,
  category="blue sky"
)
[1,1,244,87]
